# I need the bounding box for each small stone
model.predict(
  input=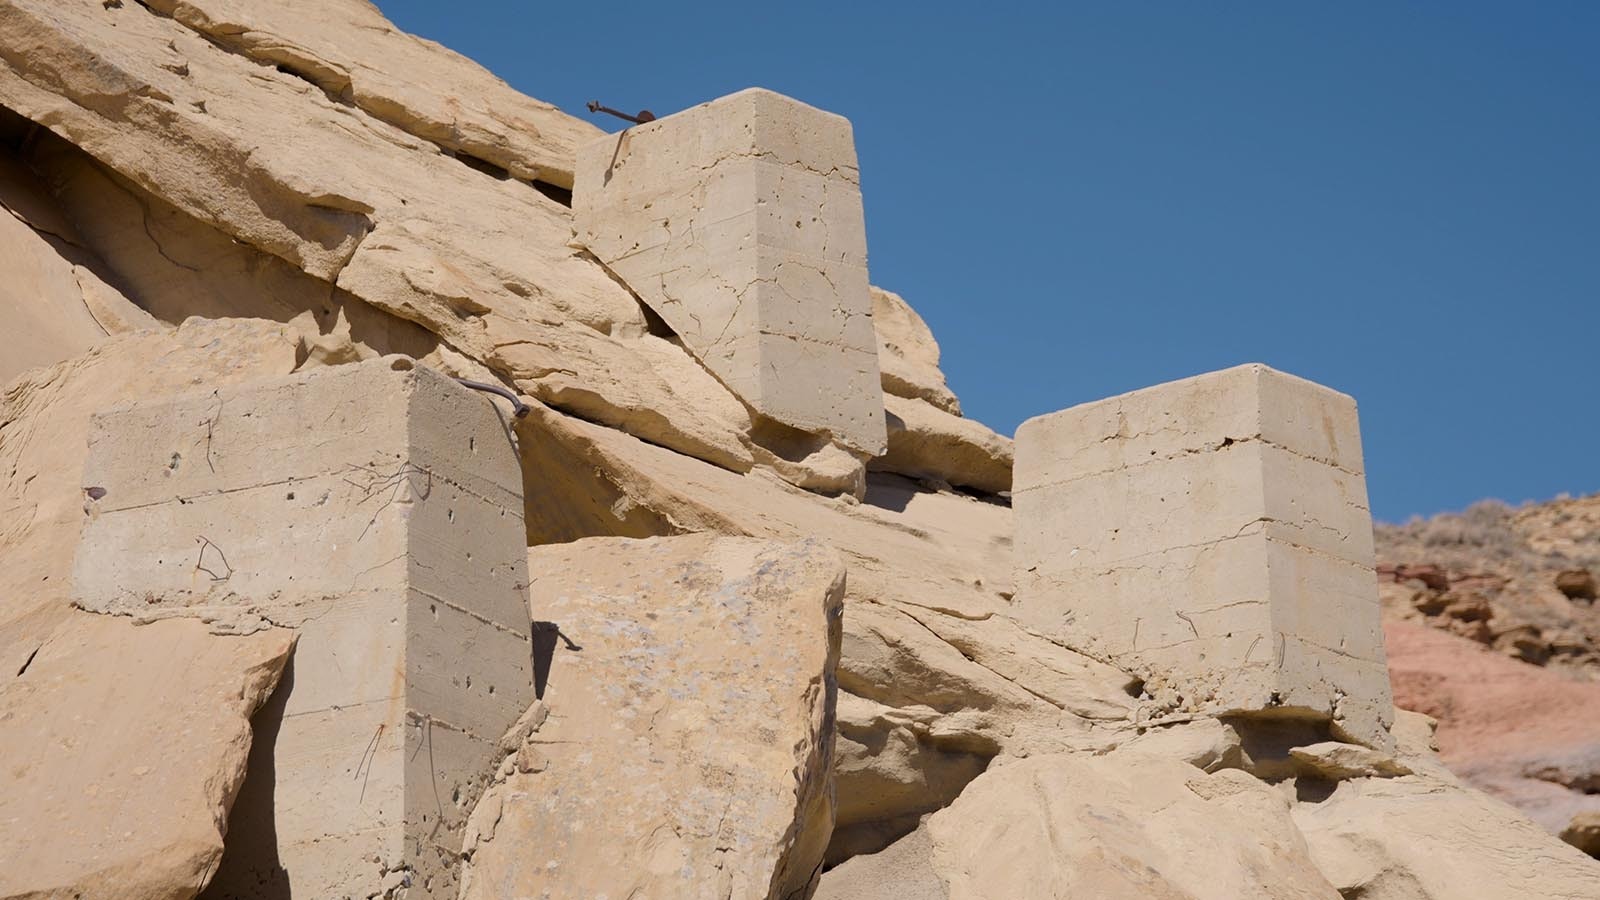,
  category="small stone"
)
[1559,810,1600,858]
[1289,741,1413,780]
[514,744,548,774]
[1555,569,1597,602]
